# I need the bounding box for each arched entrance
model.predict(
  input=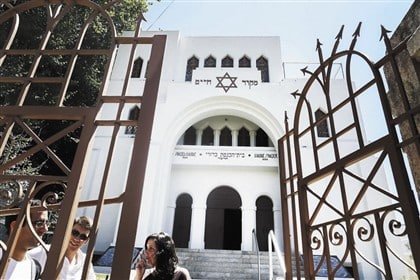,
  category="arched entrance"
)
[172,193,193,248]
[205,186,242,250]
[256,196,274,251]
